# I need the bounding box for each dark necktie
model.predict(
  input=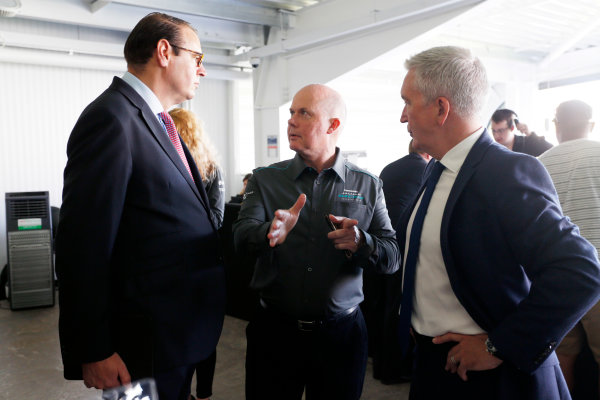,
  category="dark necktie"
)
[159,111,194,181]
[397,161,445,355]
